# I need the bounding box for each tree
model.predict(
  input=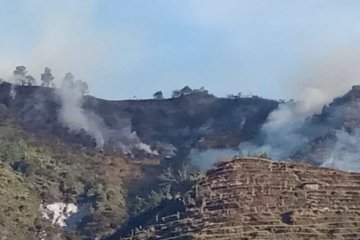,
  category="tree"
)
[180,85,192,96]
[153,91,164,99]
[80,81,89,96]
[25,75,36,86]
[227,92,242,100]
[41,67,55,88]
[227,94,236,99]
[62,72,74,88]
[172,86,193,98]
[199,86,206,92]
[0,104,8,121]
[171,90,181,98]
[62,73,88,96]
[74,79,89,96]
[193,86,209,94]
[13,66,27,85]
[13,66,37,86]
